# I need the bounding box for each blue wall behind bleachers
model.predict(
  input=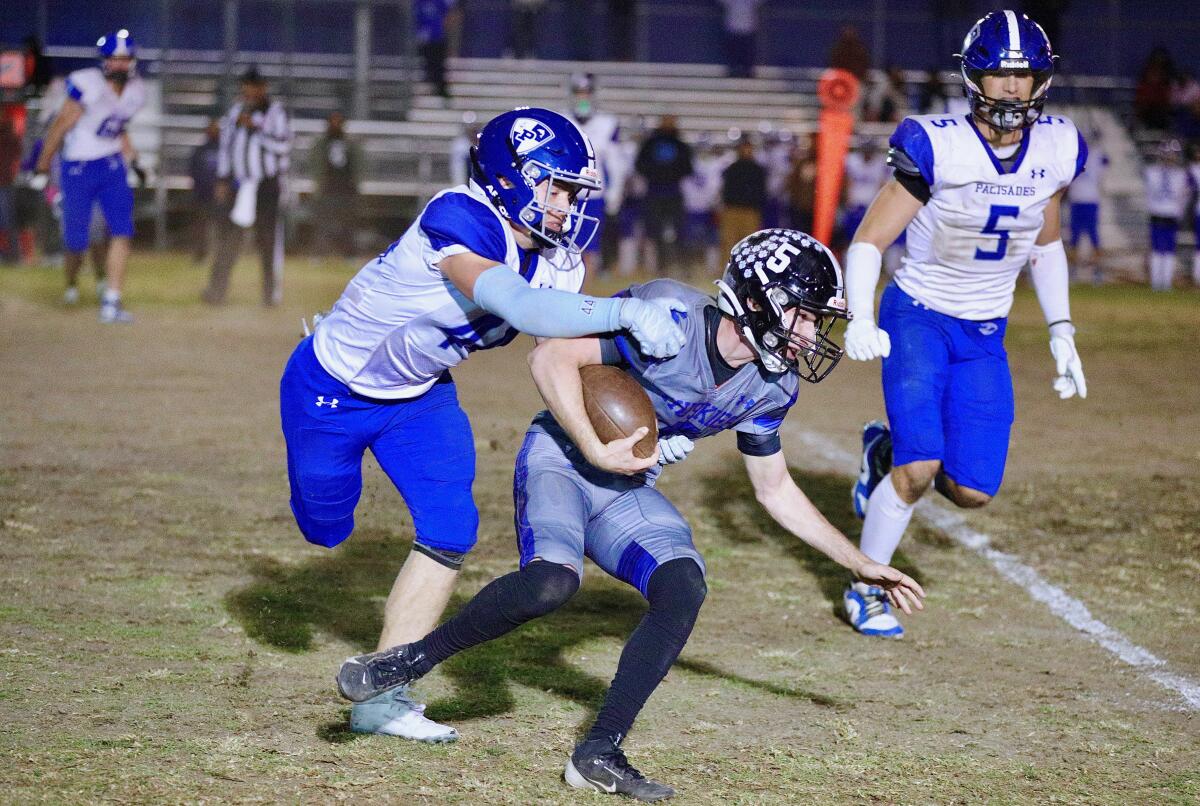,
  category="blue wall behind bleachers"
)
[4,0,1198,78]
